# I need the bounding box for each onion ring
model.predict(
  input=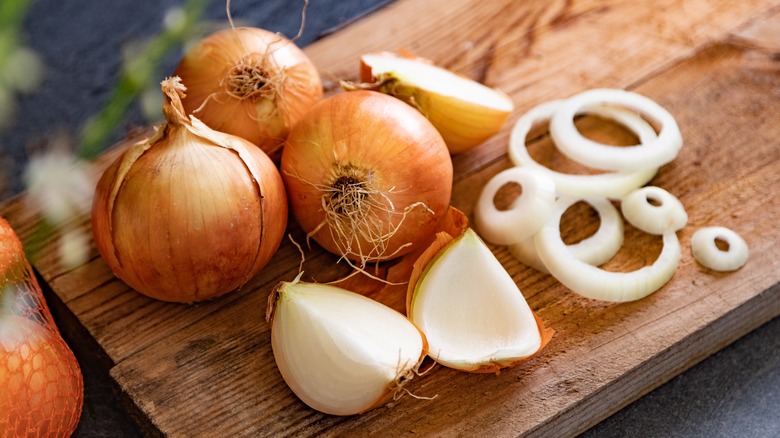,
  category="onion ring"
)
[549,88,683,172]
[620,186,688,235]
[535,195,681,302]
[508,197,623,273]
[508,100,658,199]
[691,226,749,271]
[474,167,556,245]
